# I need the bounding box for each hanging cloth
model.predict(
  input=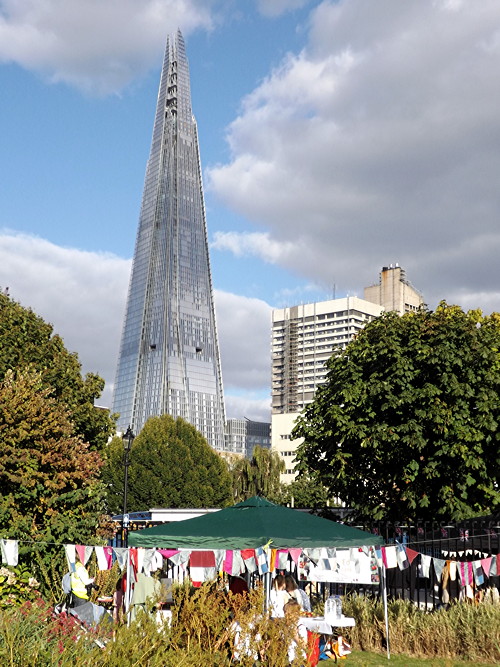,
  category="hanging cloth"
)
[64,544,76,572]
[255,547,269,574]
[433,558,446,581]
[0,539,18,567]
[113,547,128,571]
[396,545,409,570]
[420,554,431,578]
[480,556,493,578]
[277,550,289,570]
[473,561,484,586]
[241,549,257,573]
